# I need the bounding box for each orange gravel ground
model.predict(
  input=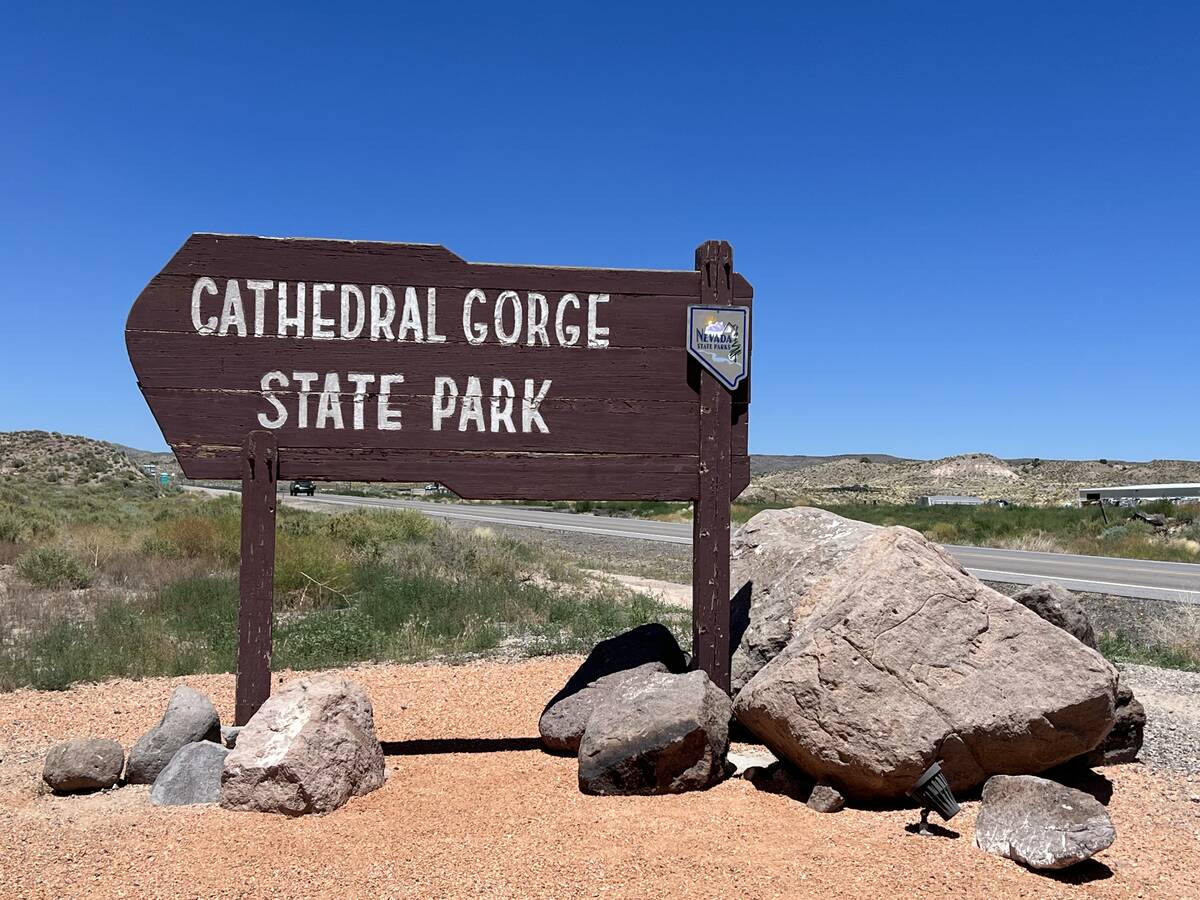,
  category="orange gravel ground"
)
[1,657,1198,899]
